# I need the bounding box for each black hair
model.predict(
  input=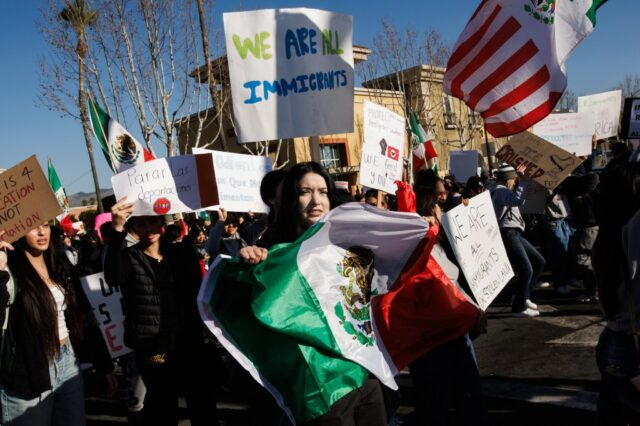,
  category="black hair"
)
[332,189,355,207]
[8,226,86,360]
[260,169,288,206]
[164,224,182,243]
[414,184,438,217]
[415,168,438,188]
[272,162,335,245]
